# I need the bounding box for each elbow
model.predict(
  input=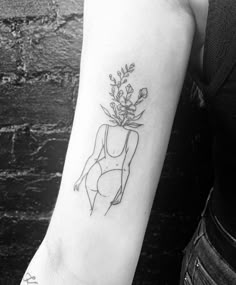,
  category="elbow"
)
[88,154,97,164]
